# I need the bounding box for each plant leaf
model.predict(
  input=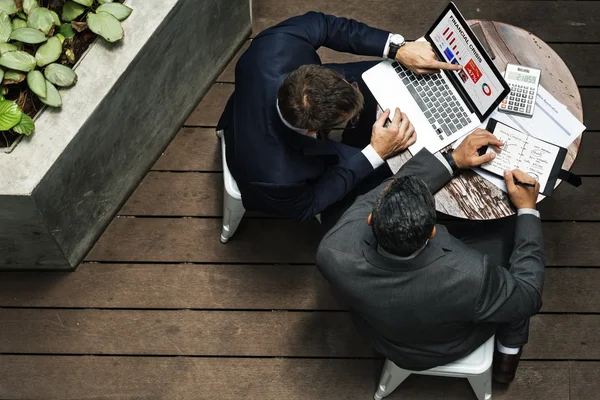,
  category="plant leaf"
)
[96,3,132,21]
[59,22,74,37]
[0,99,22,130]
[11,17,26,29]
[64,48,74,63]
[0,68,4,83]
[61,1,85,22]
[27,6,54,35]
[9,26,46,43]
[0,42,17,55]
[72,0,92,6]
[3,69,25,84]
[44,62,76,86]
[0,0,16,15]
[87,11,122,42]
[26,69,45,97]
[39,79,61,107]
[22,0,35,14]
[0,50,35,71]
[49,10,60,26]
[98,0,114,3]
[16,11,26,19]
[35,35,61,66]
[0,10,10,42]
[12,112,33,135]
